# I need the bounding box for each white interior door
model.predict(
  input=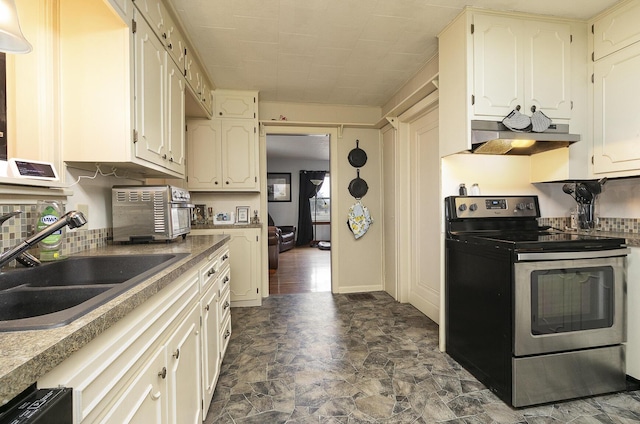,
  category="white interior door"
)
[408,108,440,323]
